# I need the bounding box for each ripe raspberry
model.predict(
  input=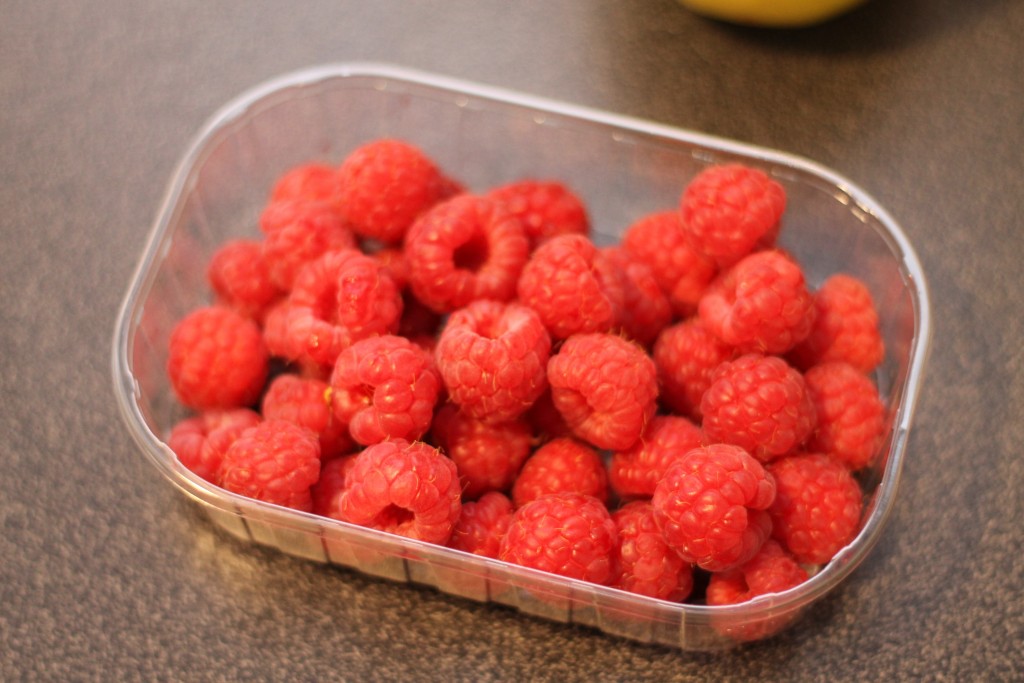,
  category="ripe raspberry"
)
[612,500,693,602]
[430,403,533,500]
[608,415,704,500]
[524,387,573,442]
[206,239,283,322]
[546,333,658,451]
[600,247,673,346]
[511,437,609,508]
[788,273,885,373]
[405,194,529,313]
[498,492,618,585]
[167,408,262,484]
[268,161,344,213]
[260,300,338,378]
[434,300,551,423]
[259,199,357,291]
[804,362,886,471]
[652,318,734,420]
[516,233,625,340]
[329,335,441,446]
[337,439,462,544]
[699,249,815,355]
[651,444,776,572]
[679,163,786,266]
[220,419,322,511]
[338,138,450,244]
[701,354,816,463]
[768,452,863,565]
[167,306,269,411]
[621,210,718,317]
[485,179,589,248]
[447,491,514,558]
[369,246,410,290]
[310,453,358,518]
[261,374,353,460]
